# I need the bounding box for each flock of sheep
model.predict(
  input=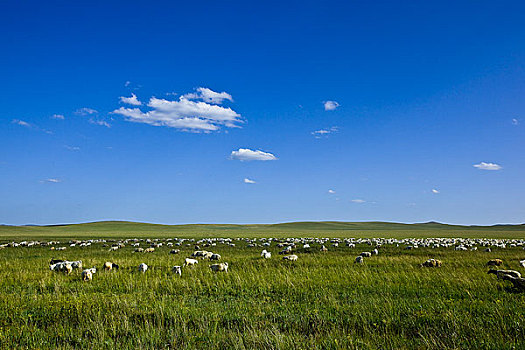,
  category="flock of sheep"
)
[2,236,525,290]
